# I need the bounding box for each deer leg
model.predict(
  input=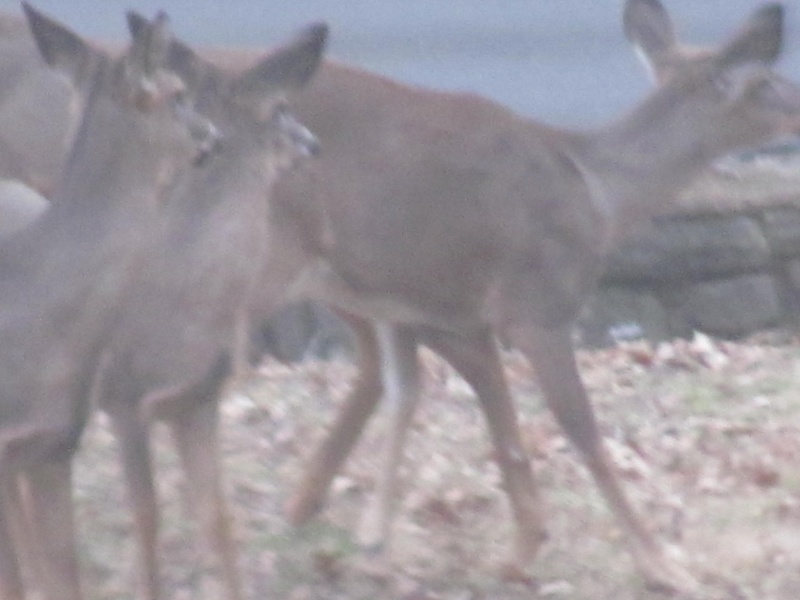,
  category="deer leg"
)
[23,458,81,600]
[107,402,161,600]
[510,323,696,592]
[284,313,384,525]
[7,474,45,594]
[169,396,242,600]
[230,308,251,380]
[357,323,420,555]
[421,326,547,577]
[0,464,25,600]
